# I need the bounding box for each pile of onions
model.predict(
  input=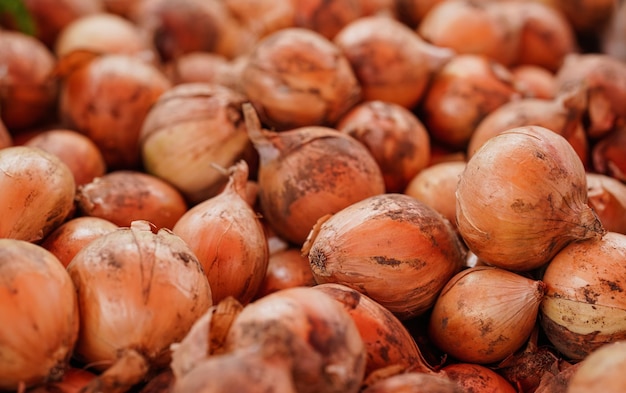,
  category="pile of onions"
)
[0,146,75,242]
[428,266,545,364]
[456,125,605,271]
[539,231,626,360]
[140,82,251,204]
[244,102,385,245]
[586,172,626,233]
[302,193,466,320]
[567,340,626,393]
[0,239,79,391]
[66,220,213,393]
[241,27,362,130]
[333,15,454,110]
